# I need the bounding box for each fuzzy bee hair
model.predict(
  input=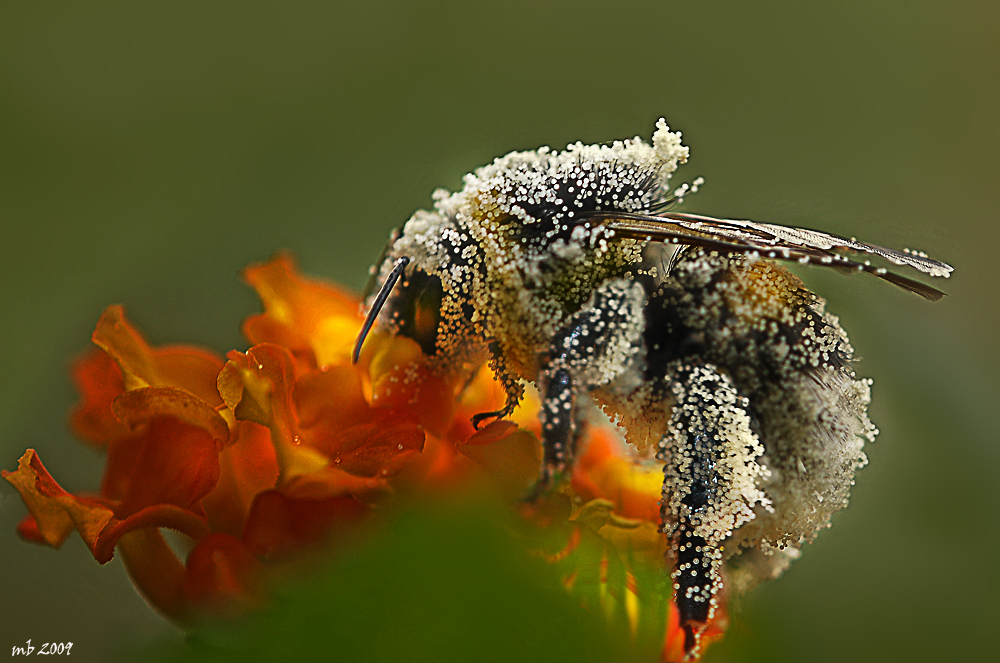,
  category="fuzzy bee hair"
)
[354,120,951,658]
